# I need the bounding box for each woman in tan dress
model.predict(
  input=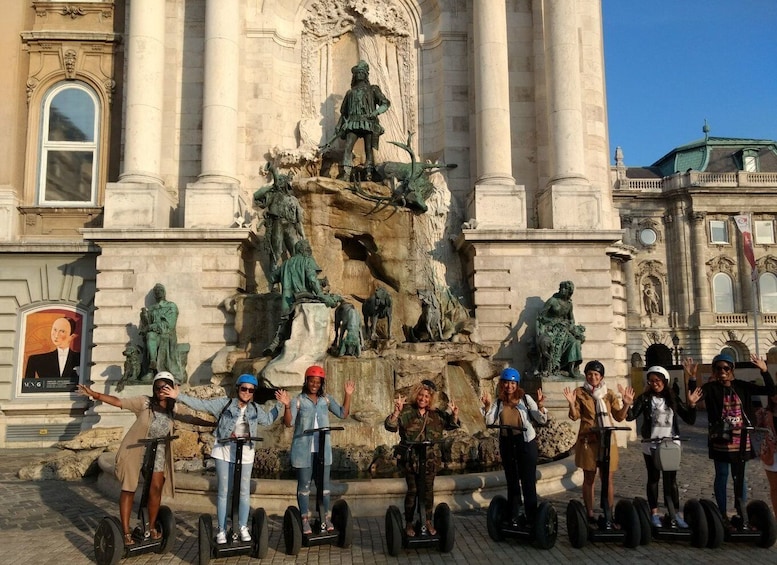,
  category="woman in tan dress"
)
[78,371,179,546]
[563,360,633,525]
